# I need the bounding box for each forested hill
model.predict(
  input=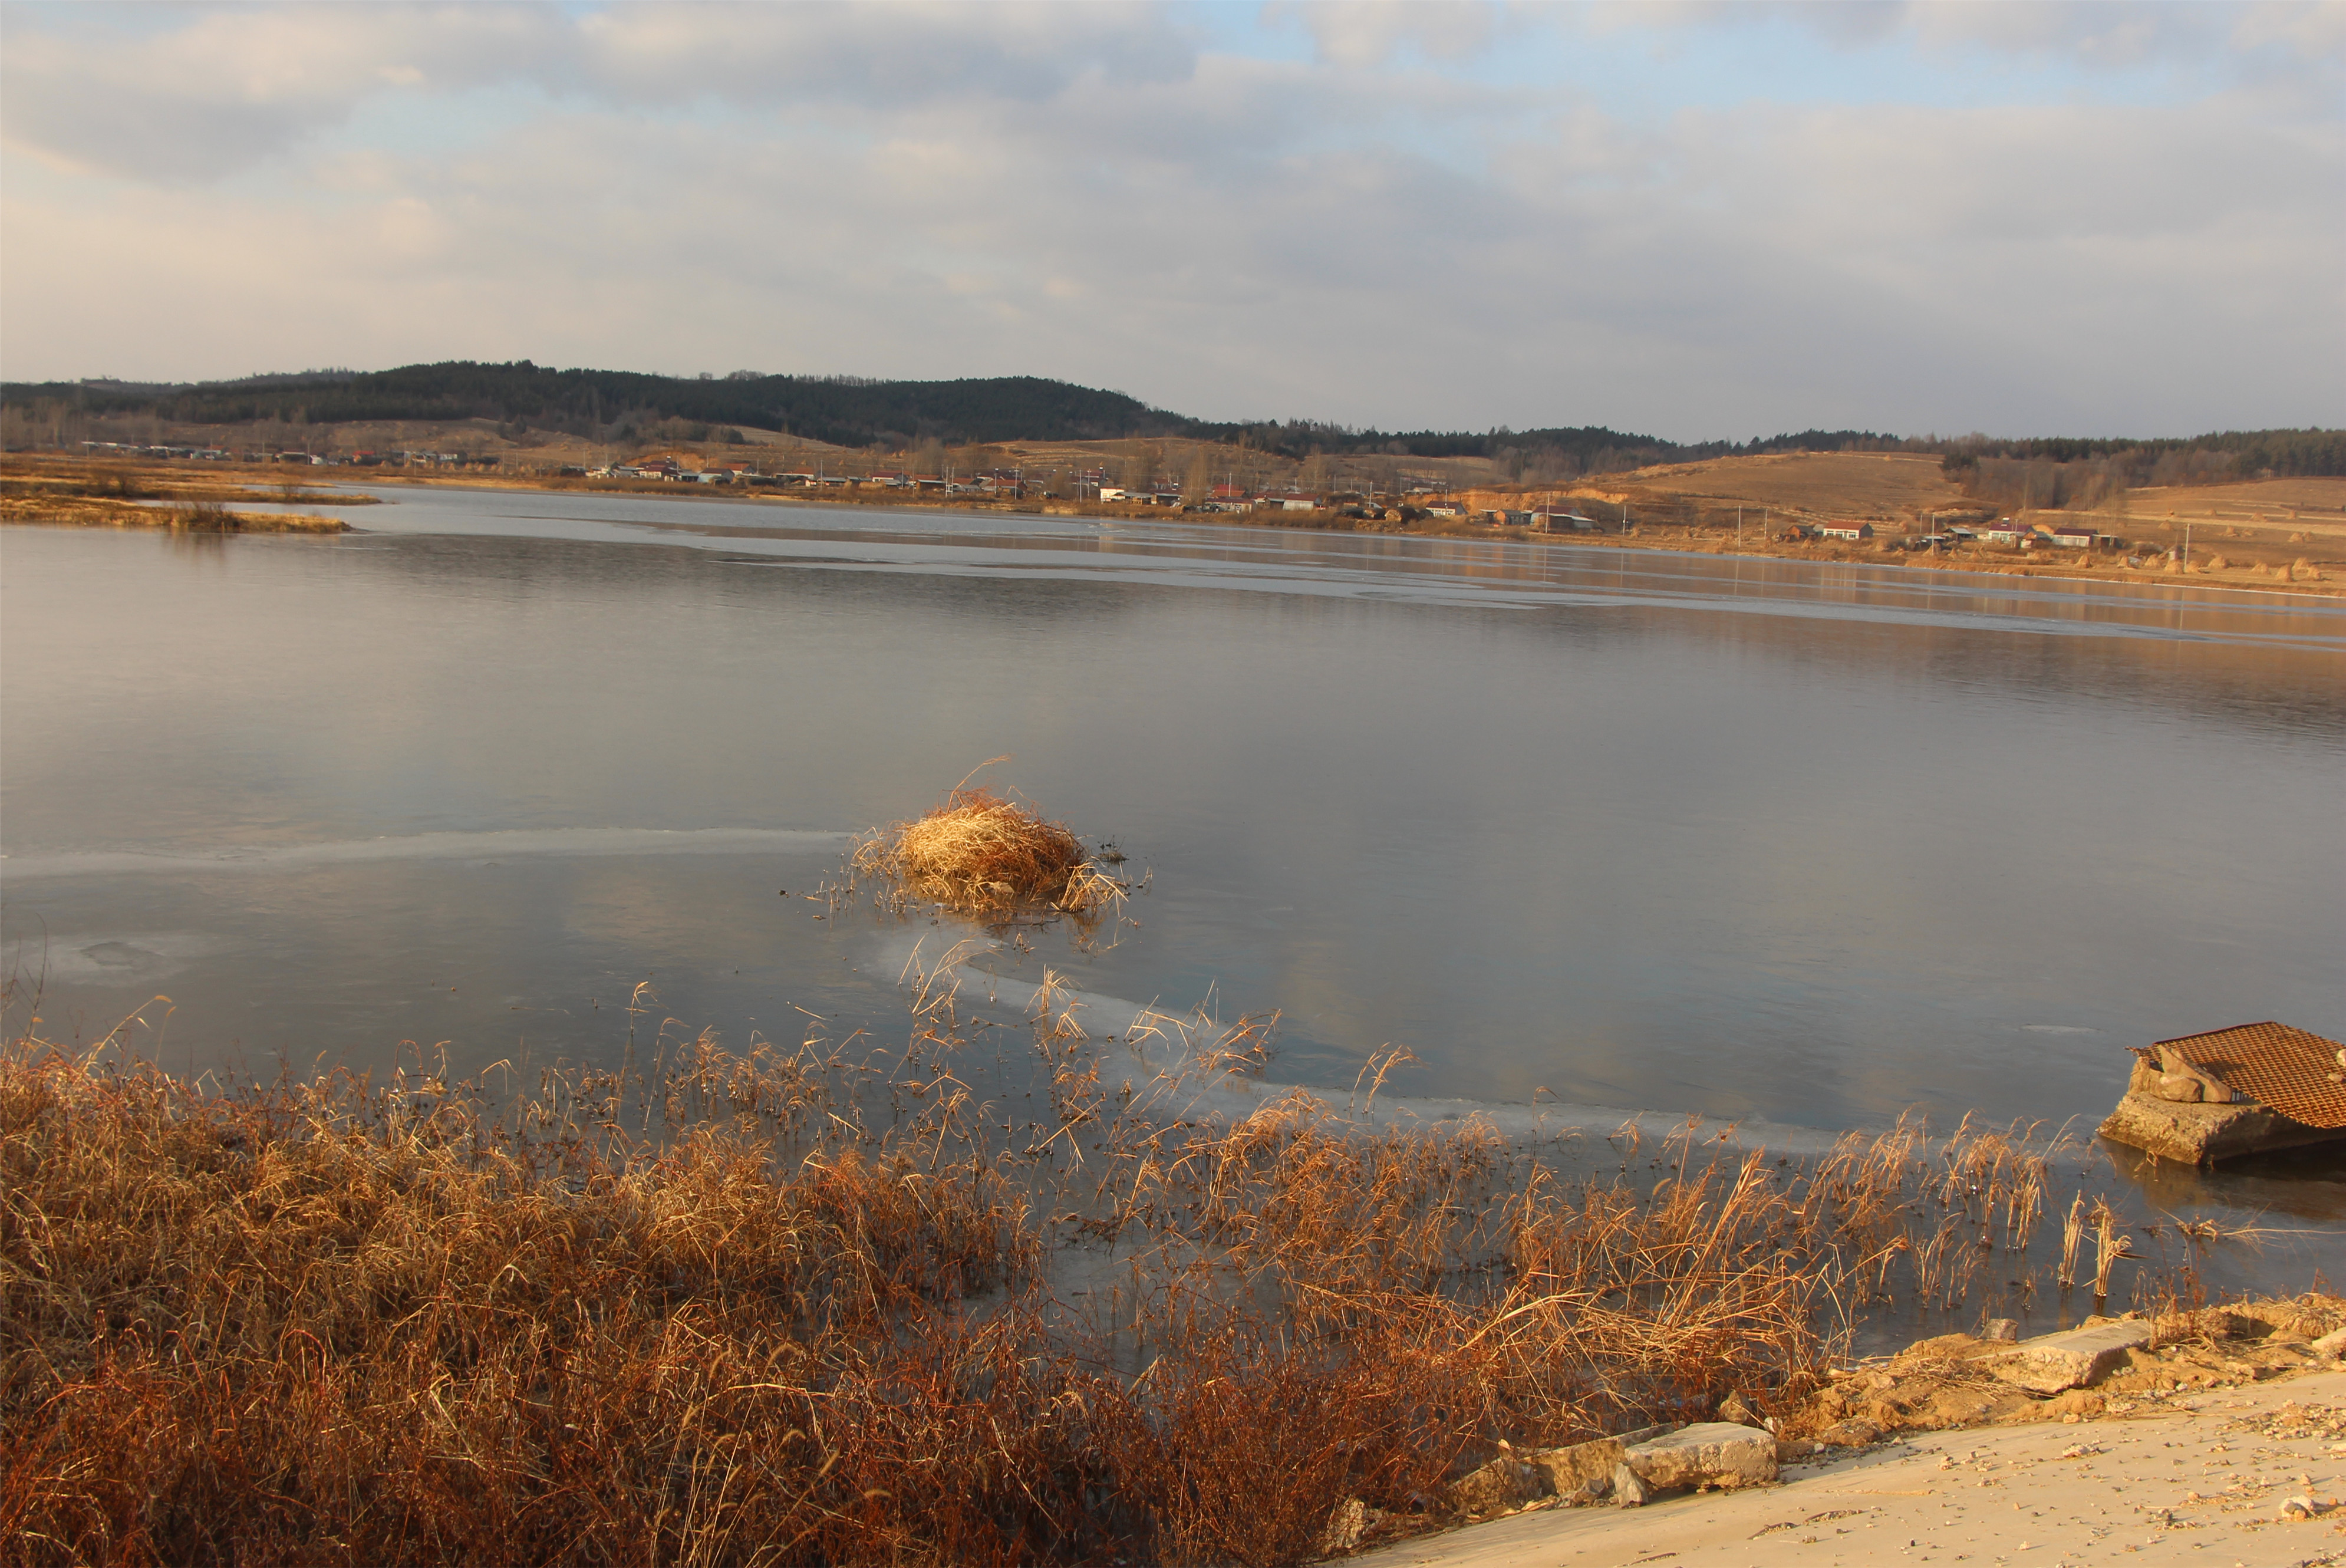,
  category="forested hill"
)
[0,363,1187,449]
[6,359,1717,461]
[5,361,2338,478]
